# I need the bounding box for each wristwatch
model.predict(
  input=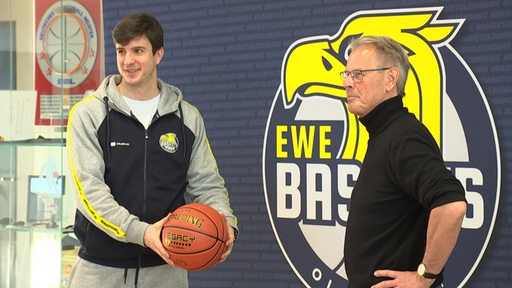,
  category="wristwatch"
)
[417,263,439,279]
